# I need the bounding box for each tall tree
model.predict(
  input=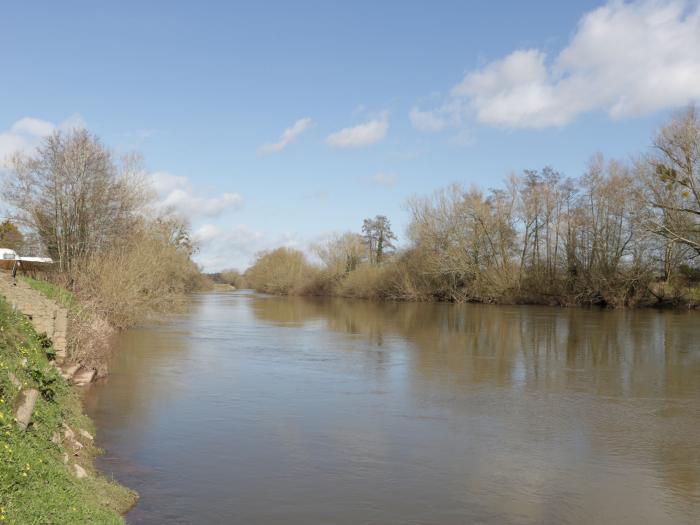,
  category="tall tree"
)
[362,215,397,264]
